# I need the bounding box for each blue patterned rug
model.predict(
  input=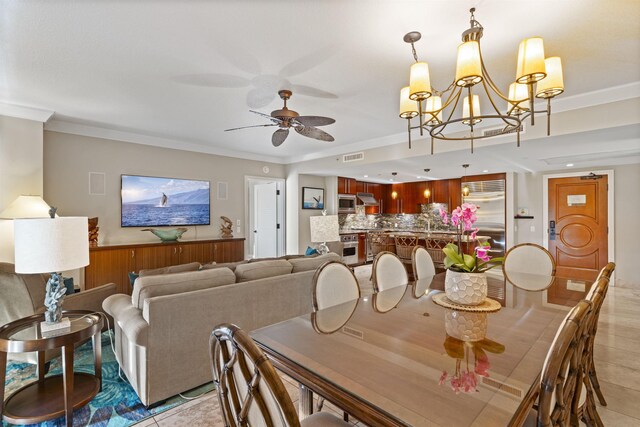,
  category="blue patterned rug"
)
[2,332,214,427]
